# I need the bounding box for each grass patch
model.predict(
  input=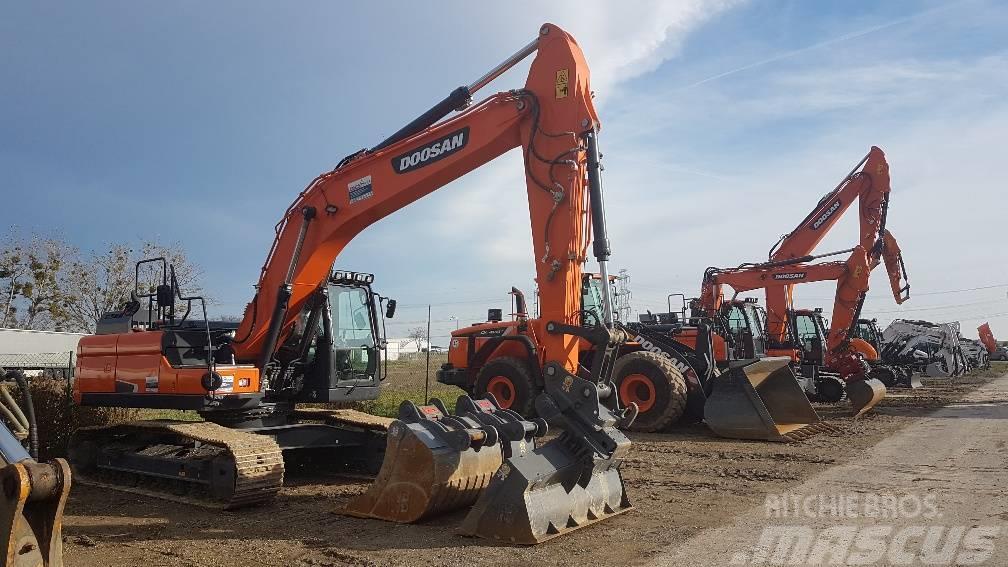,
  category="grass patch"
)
[350,354,465,417]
